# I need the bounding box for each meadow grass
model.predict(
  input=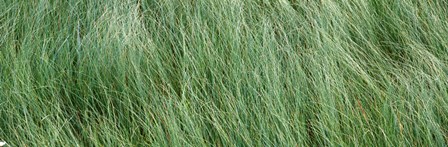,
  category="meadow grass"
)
[1,0,448,146]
